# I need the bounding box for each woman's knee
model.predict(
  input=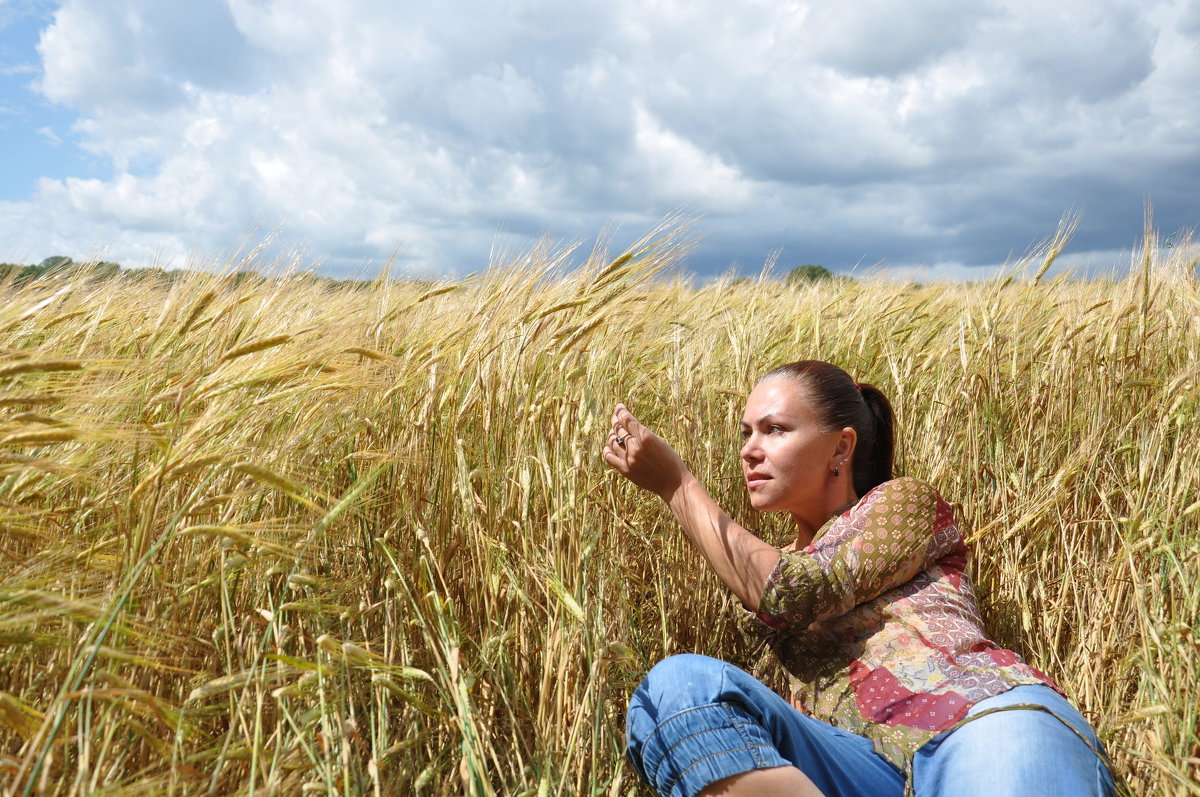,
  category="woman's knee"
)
[915,703,1114,795]
[629,654,729,719]
[644,653,727,688]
